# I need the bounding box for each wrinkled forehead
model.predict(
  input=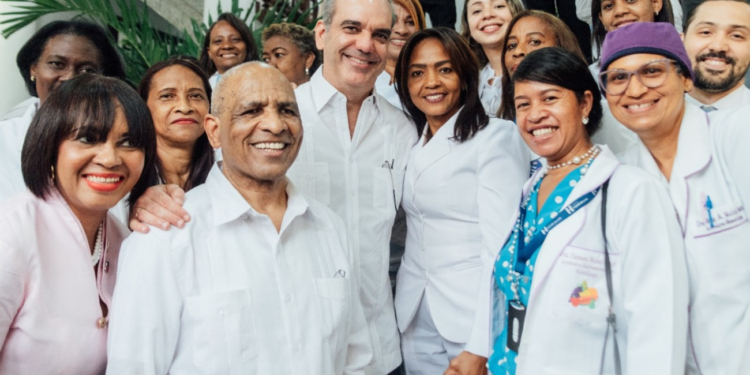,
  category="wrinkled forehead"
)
[223,68,297,109]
